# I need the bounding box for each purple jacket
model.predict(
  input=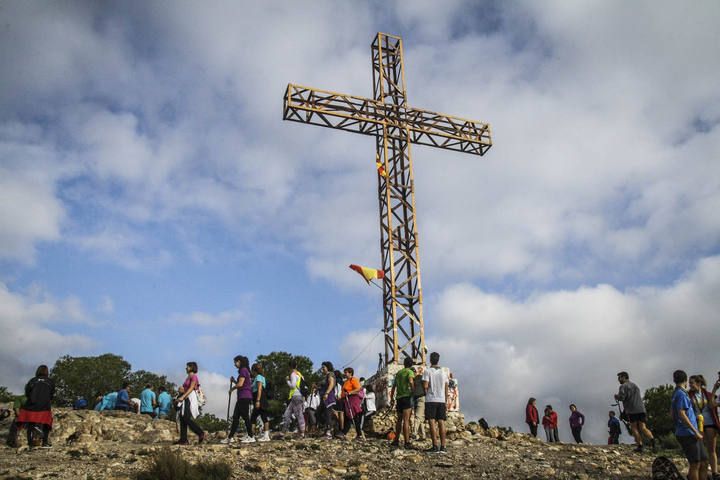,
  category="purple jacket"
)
[569,410,585,428]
